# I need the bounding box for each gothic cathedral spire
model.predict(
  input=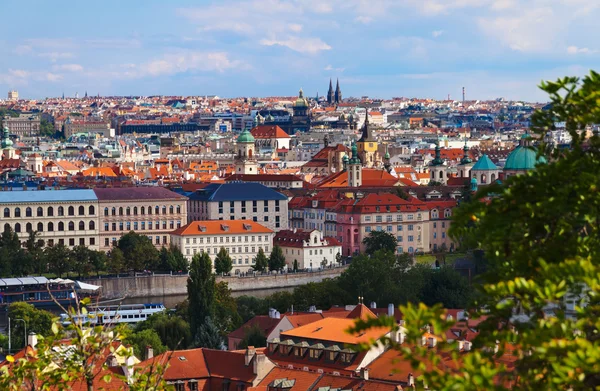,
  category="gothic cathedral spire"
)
[327,78,334,105]
[335,78,342,104]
